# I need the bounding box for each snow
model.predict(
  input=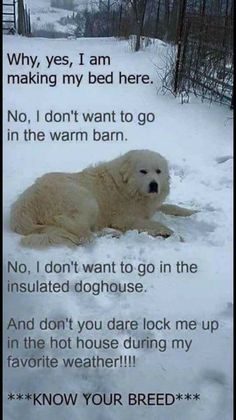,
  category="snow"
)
[3,36,233,420]
[26,0,90,35]
[27,0,89,9]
